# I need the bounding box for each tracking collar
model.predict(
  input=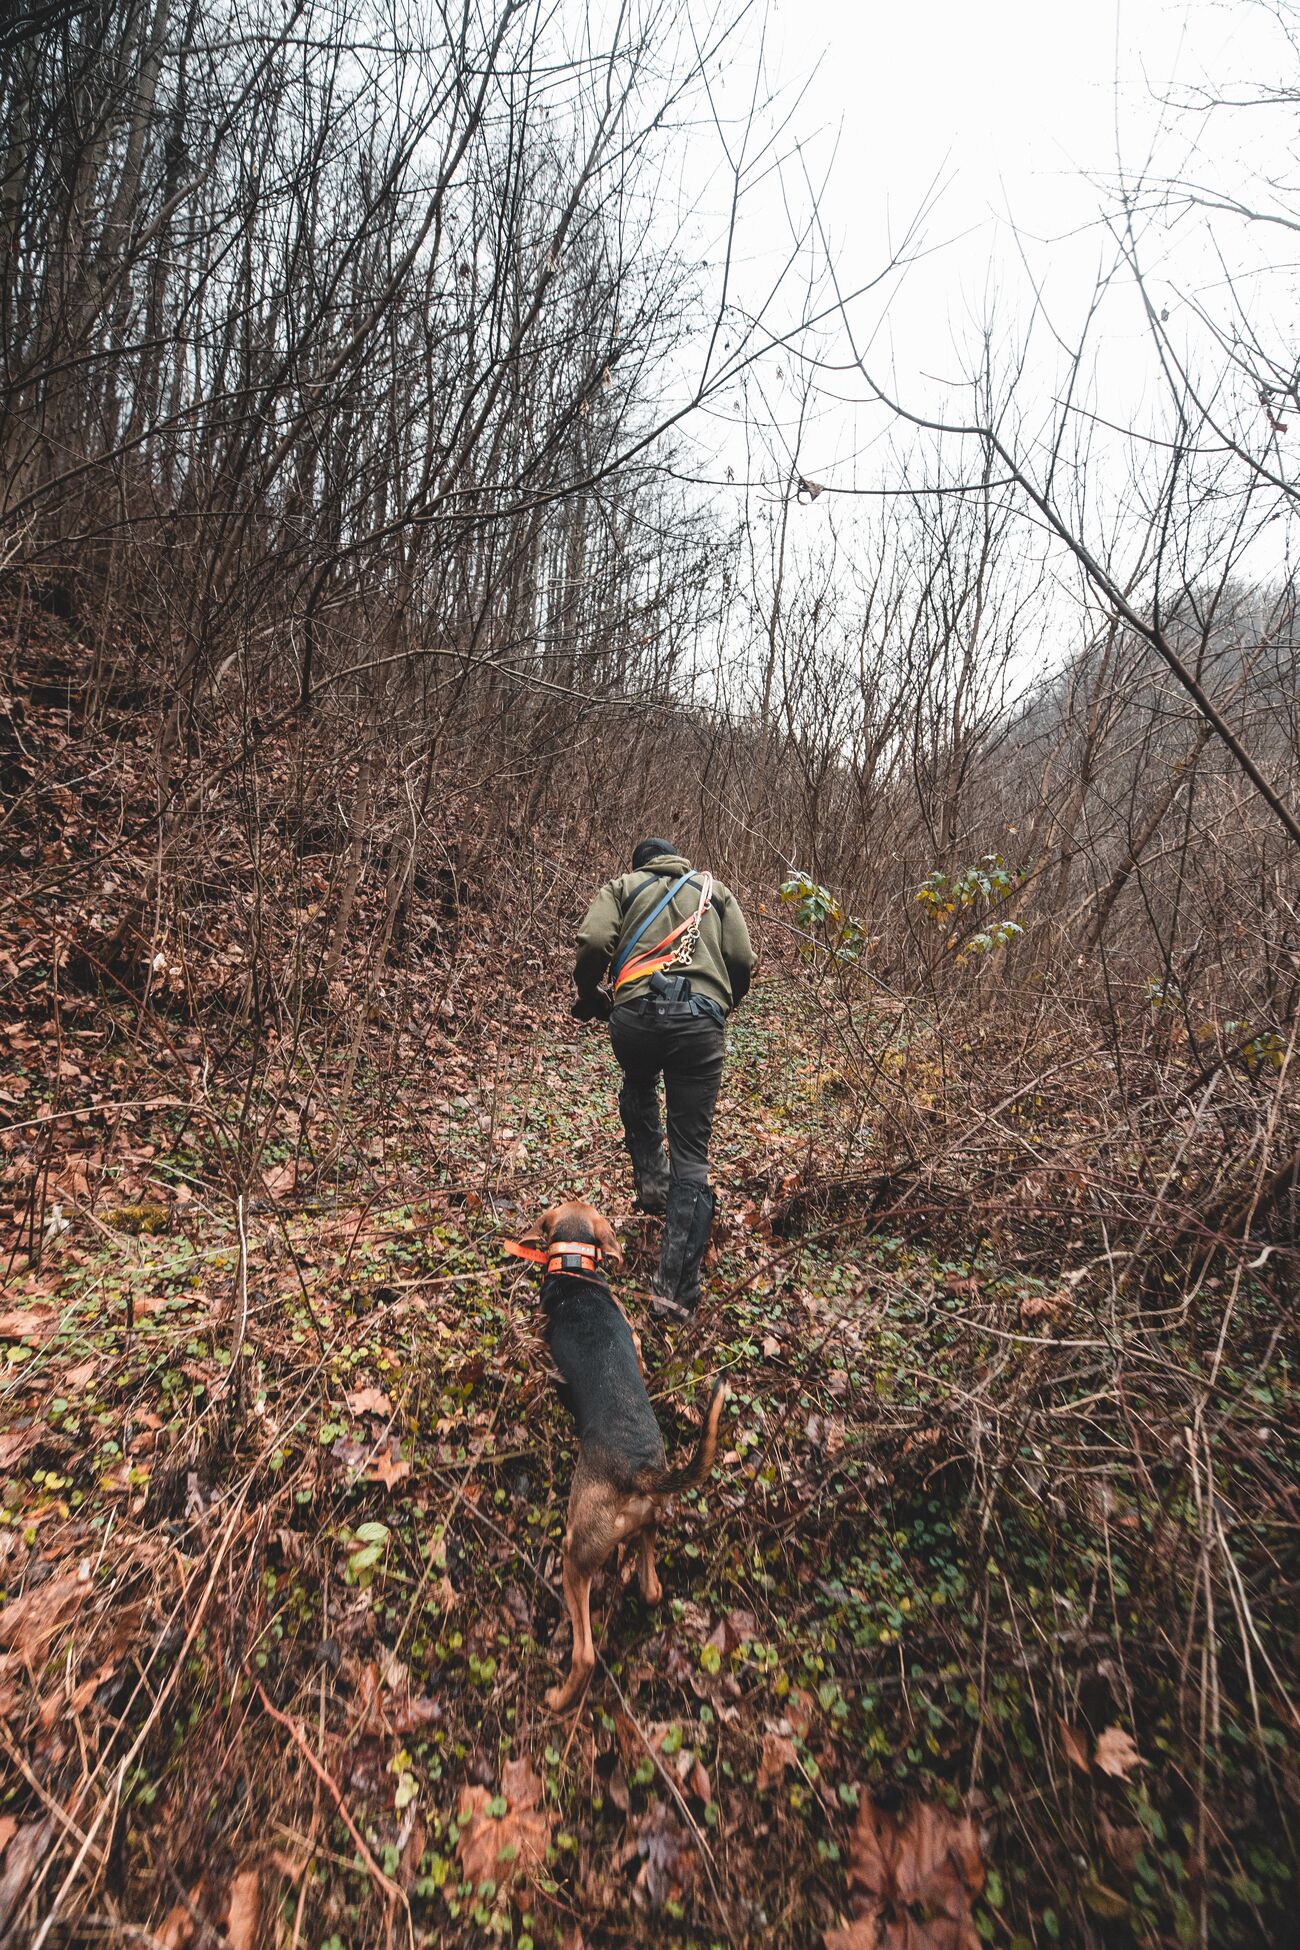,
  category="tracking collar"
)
[504,1237,606,1279]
